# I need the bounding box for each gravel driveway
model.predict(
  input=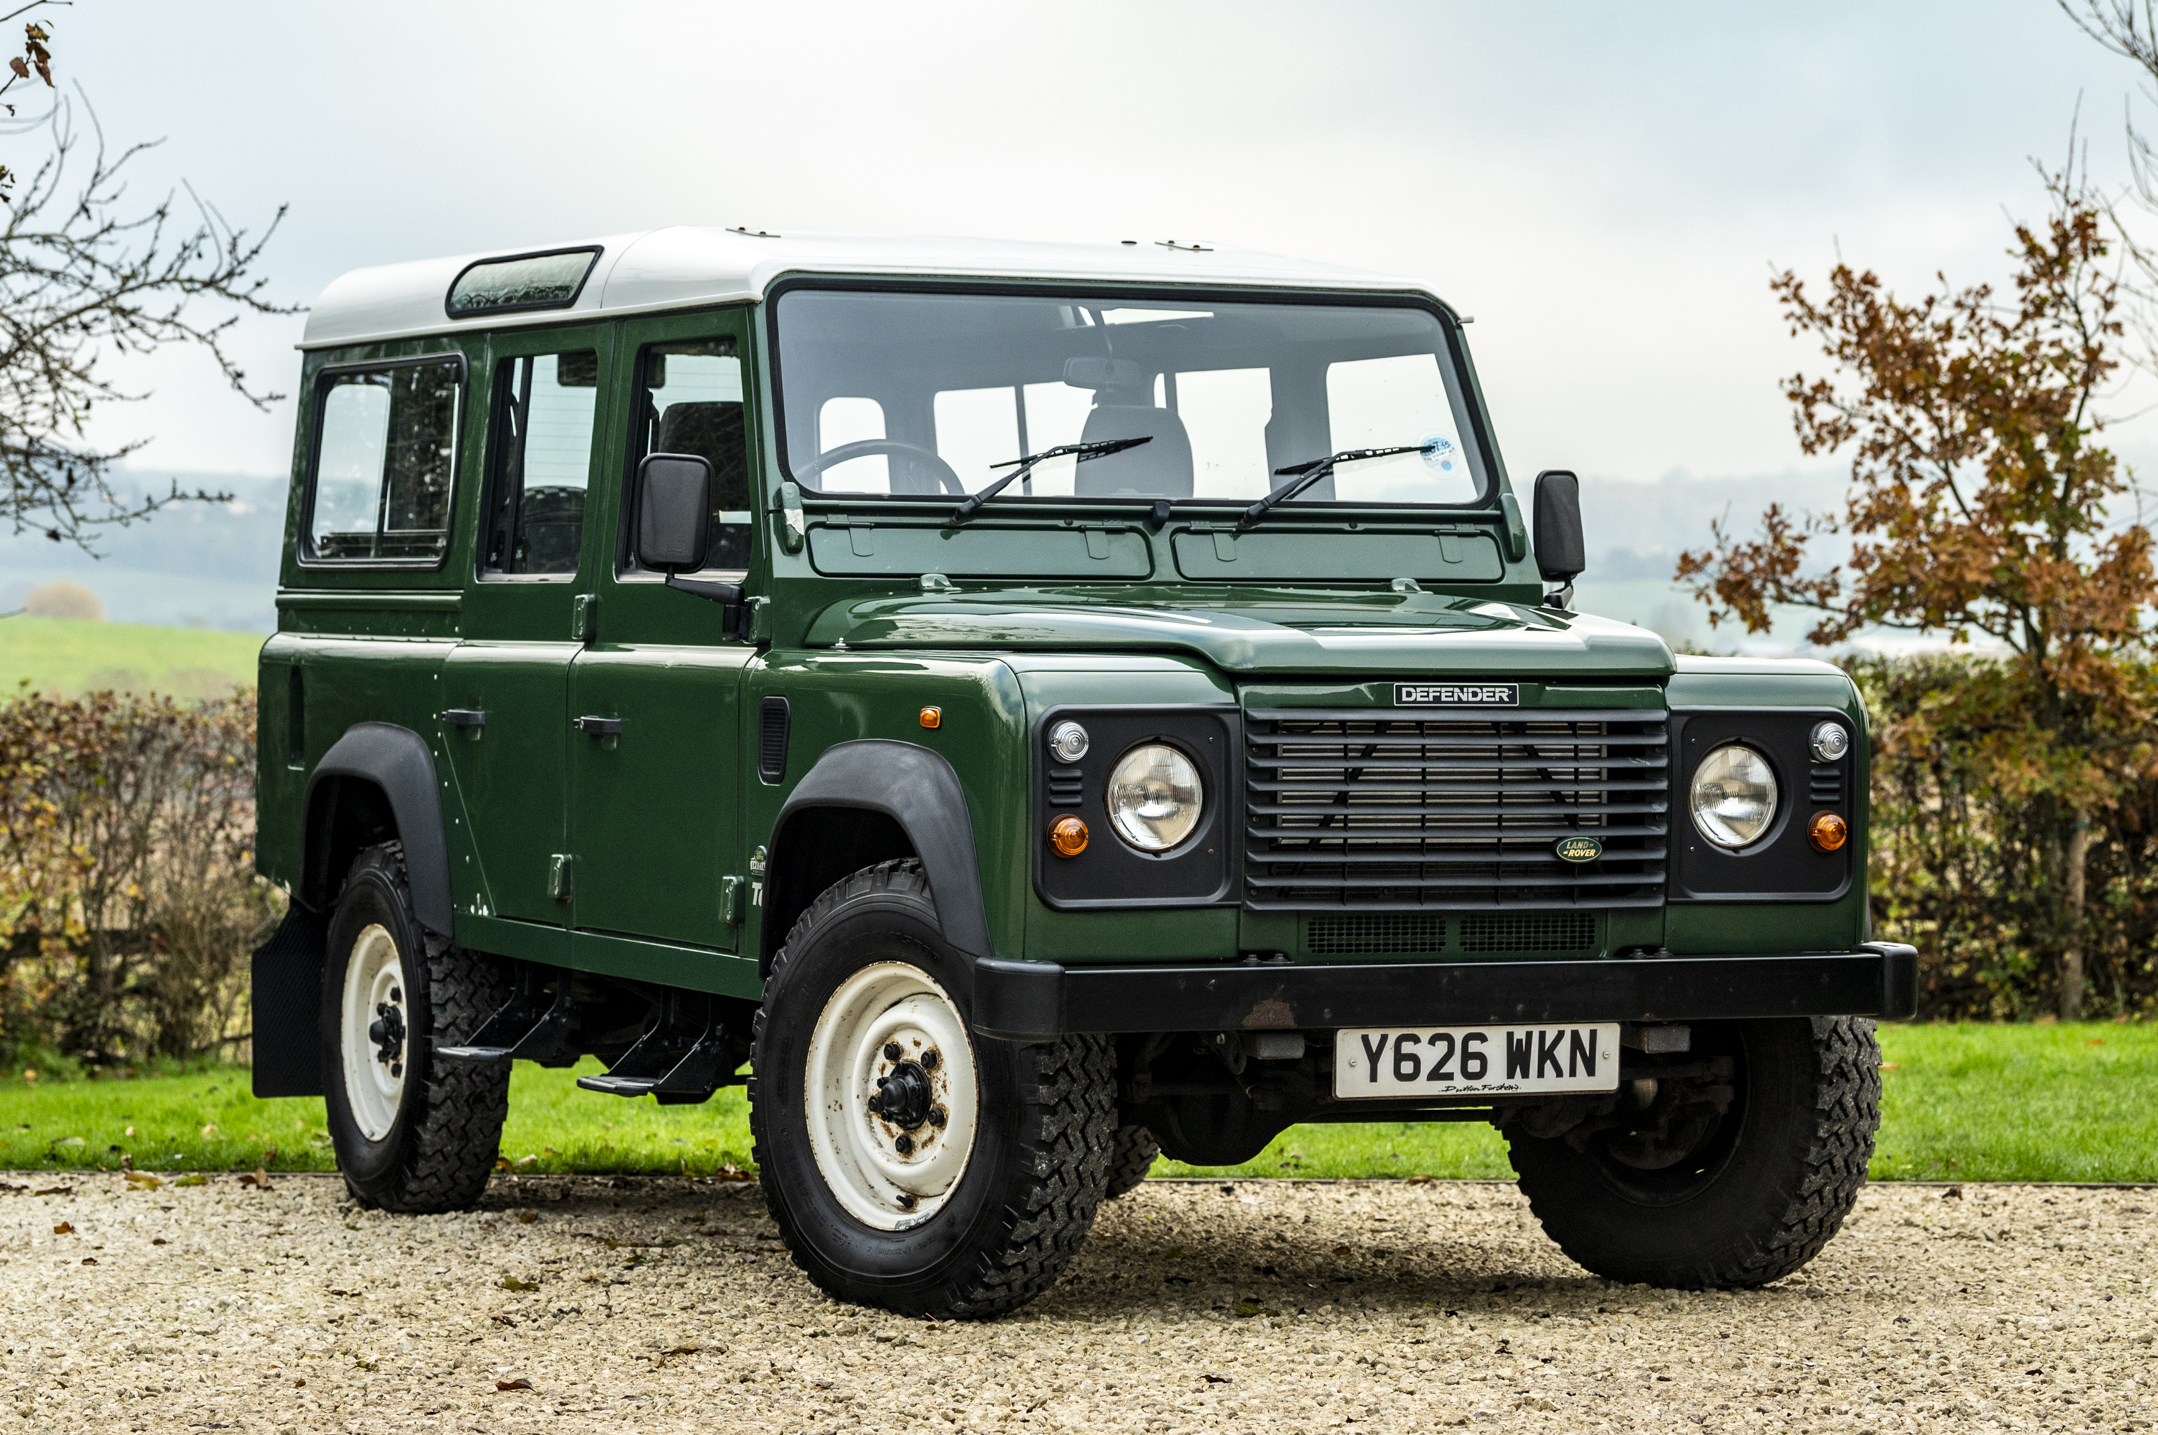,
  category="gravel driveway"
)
[0,1172,2149,1433]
